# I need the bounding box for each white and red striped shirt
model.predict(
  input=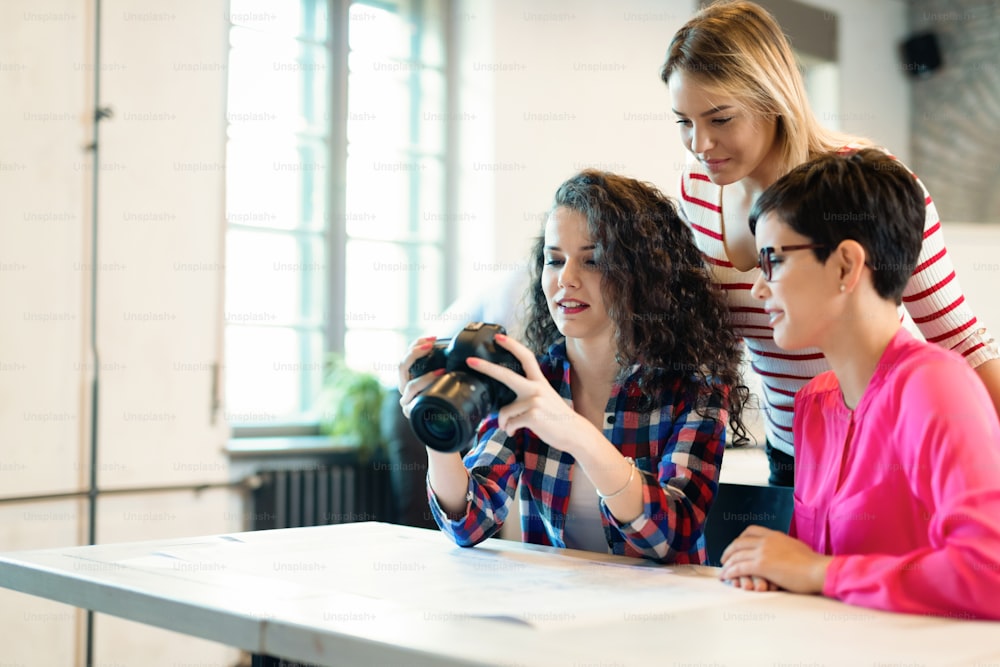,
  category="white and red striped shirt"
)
[679,155,999,457]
